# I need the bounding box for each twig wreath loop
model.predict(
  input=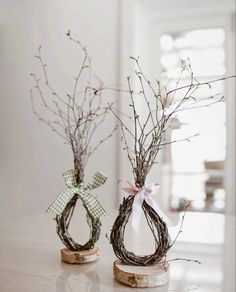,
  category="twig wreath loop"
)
[56,195,101,251]
[110,196,171,266]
